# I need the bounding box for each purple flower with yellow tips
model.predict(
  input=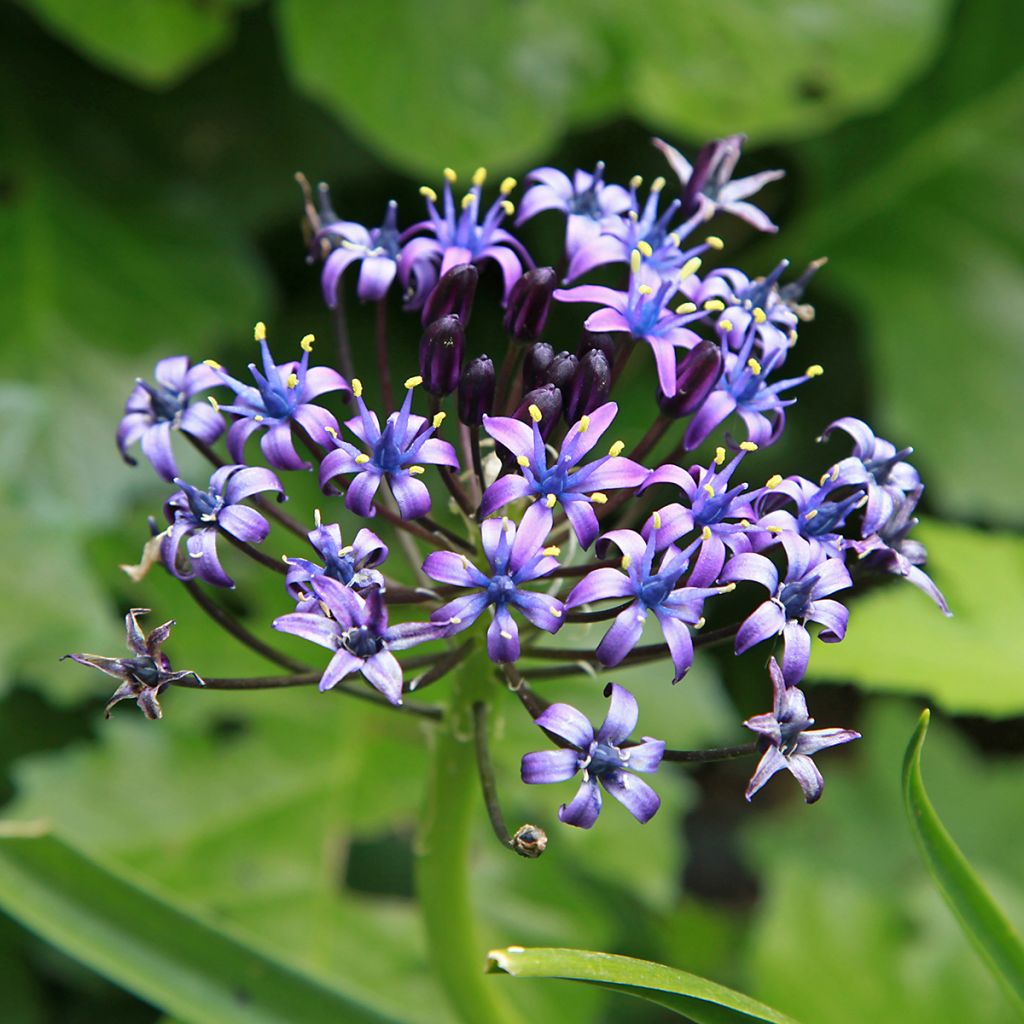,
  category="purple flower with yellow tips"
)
[744,658,860,803]
[161,464,284,588]
[555,251,708,397]
[423,517,564,662]
[273,579,440,705]
[61,608,202,720]
[654,134,784,233]
[521,683,665,828]
[567,523,726,682]
[480,401,648,549]
[401,168,532,304]
[117,356,224,481]
[319,376,458,519]
[207,323,350,471]
[720,545,852,685]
